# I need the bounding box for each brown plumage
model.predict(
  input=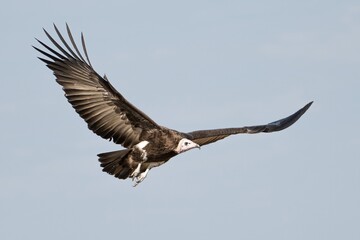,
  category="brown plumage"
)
[34,24,313,186]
